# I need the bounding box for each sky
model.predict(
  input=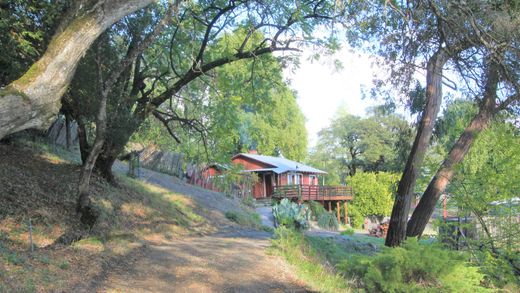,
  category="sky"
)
[283,48,382,148]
